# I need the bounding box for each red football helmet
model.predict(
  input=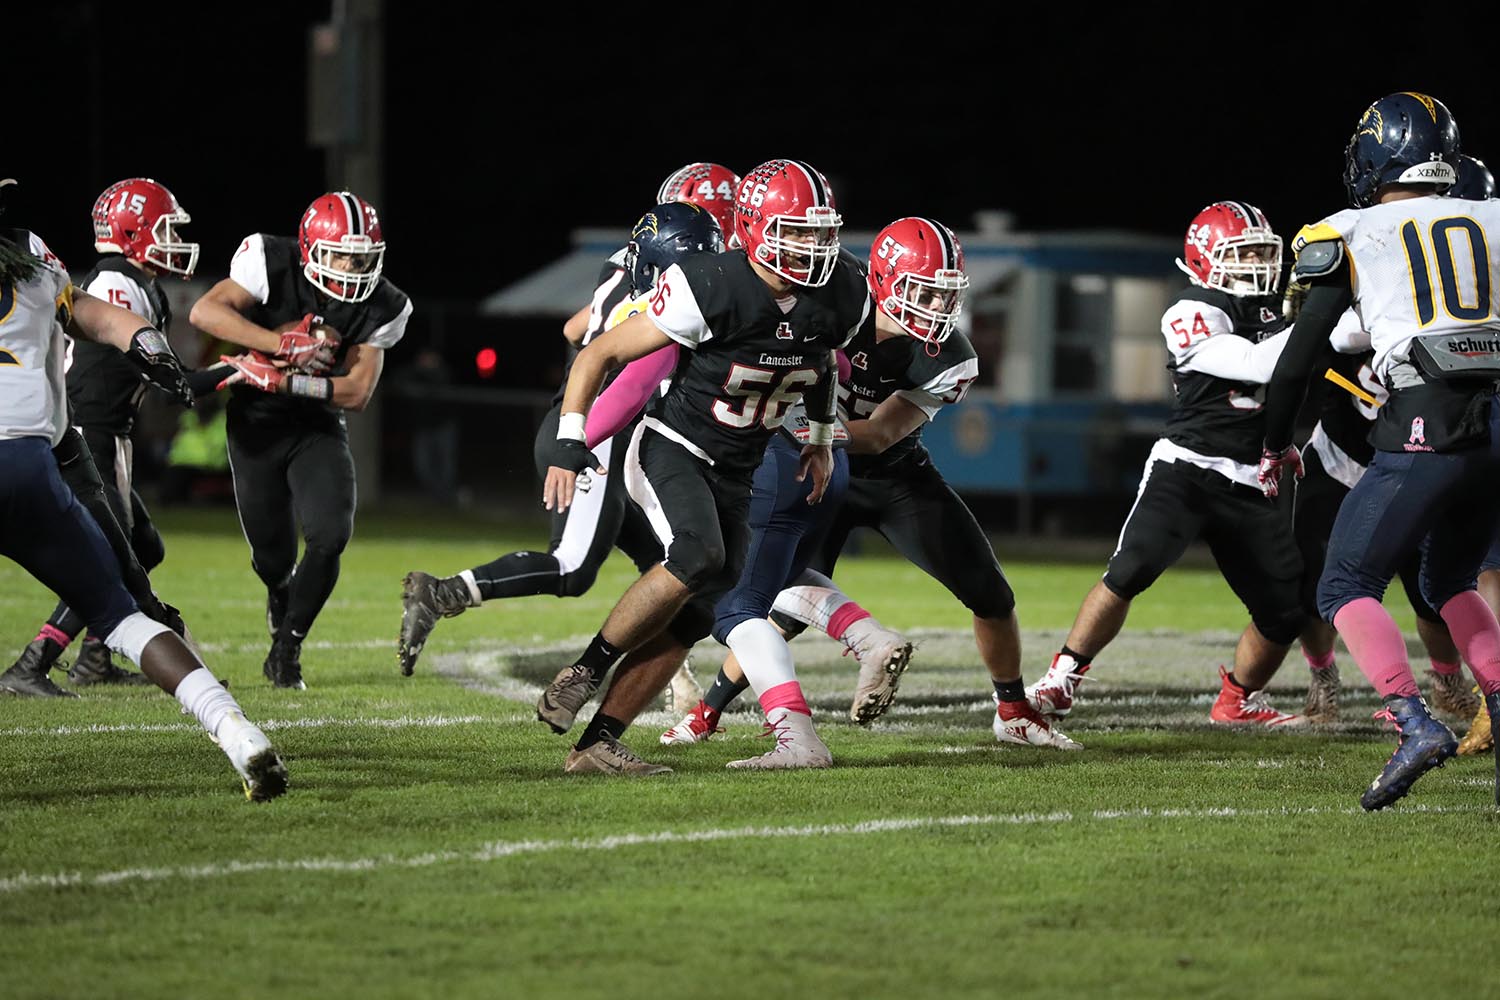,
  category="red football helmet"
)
[734,159,842,287]
[657,162,741,242]
[92,178,199,278]
[868,217,969,345]
[298,191,385,303]
[1176,201,1282,296]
